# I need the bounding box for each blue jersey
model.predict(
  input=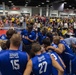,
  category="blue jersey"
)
[31,53,52,75]
[0,50,28,75]
[38,32,47,45]
[21,29,36,45]
[60,40,75,61]
[71,56,76,74]
[60,40,75,73]
[51,43,58,48]
[47,50,66,75]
